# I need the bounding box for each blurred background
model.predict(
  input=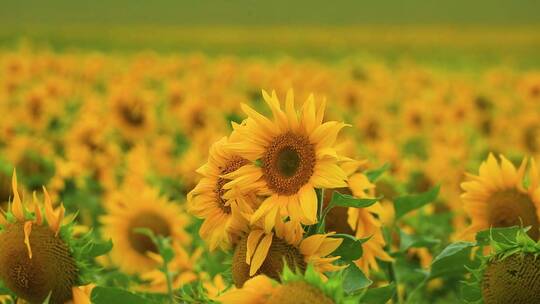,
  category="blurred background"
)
[2,0,540,66]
